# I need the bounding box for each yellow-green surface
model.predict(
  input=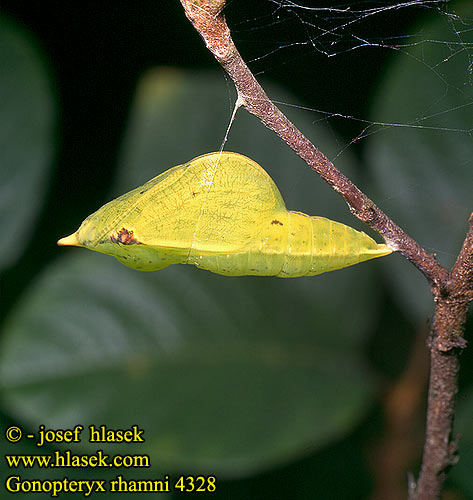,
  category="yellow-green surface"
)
[59,152,391,276]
